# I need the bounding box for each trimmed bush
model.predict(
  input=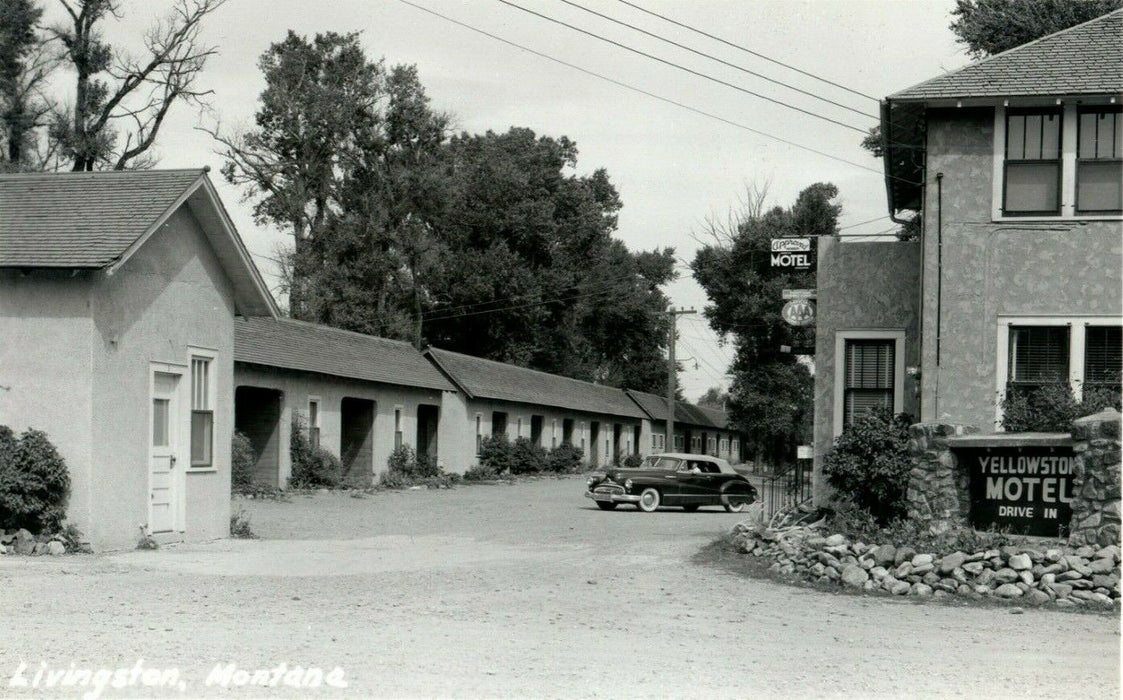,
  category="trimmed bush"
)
[510,437,546,474]
[380,444,453,488]
[1000,381,1122,432]
[0,426,71,533]
[621,453,643,468]
[822,408,913,525]
[545,443,584,473]
[289,416,343,488]
[231,431,255,491]
[462,463,500,481]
